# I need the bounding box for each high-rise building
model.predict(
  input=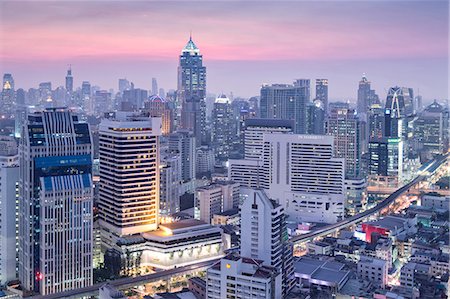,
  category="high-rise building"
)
[81,81,91,113]
[315,79,328,114]
[306,99,326,135]
[206,253,282,299]
[1,73,15,115]
[169,130,196,183]
[151,78,158,95]
[212,95,234,162]
[178,36,207,145]
[65,66,73,93]
[196,146,215,175]
[122,88,148,111]
[357,74,379,116]
[368,103,385,140]
[260,80,310,134]
[368,137,403,186]
[0,137,19,284]
[326,107,362,179]
[94,90,112,116]
[240,188,295,296]
[197,181,239,224]
[230,134,345,223]
[414,100,449,156]
[385,86,414,118]
[243,118,294,160]
[160,154,182,216]
[144,95,174,135]
[19,108,93,295]
[98,112,161,237]
[14,88,27,138]
[118,78,130,95]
